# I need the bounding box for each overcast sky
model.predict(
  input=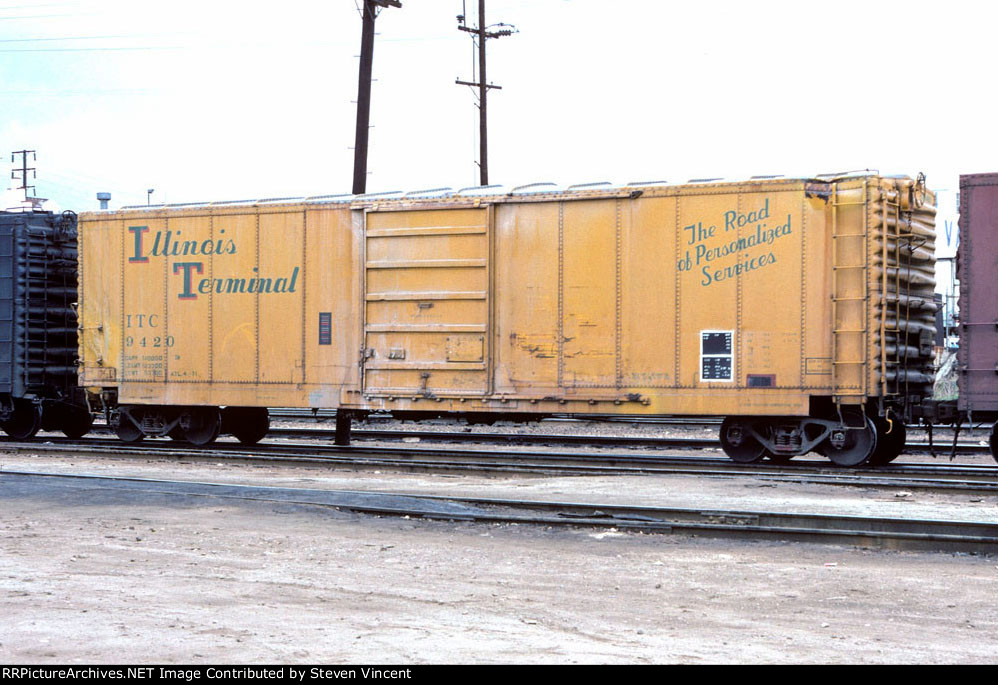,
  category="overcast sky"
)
[1,0,994,228]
